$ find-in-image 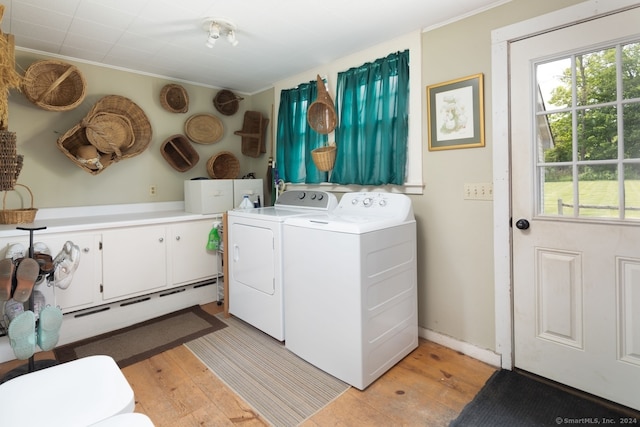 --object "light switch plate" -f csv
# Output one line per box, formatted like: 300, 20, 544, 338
464, 183, 493, 200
